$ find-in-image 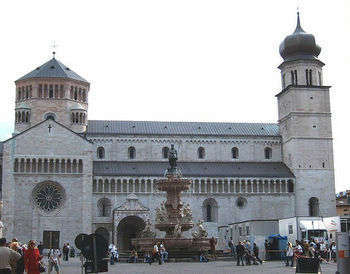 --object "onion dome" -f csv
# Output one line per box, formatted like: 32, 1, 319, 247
16, 54, 89, 83
279, 12, 321, 62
